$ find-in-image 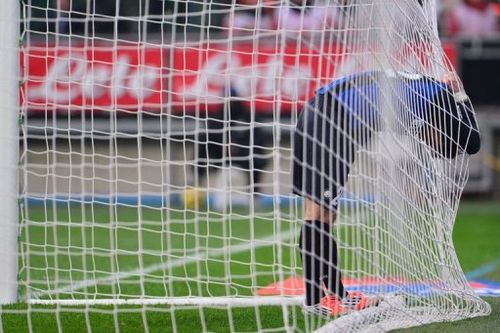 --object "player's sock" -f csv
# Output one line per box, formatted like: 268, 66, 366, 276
300, 220, 327, 306
322, 226, 346, 298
